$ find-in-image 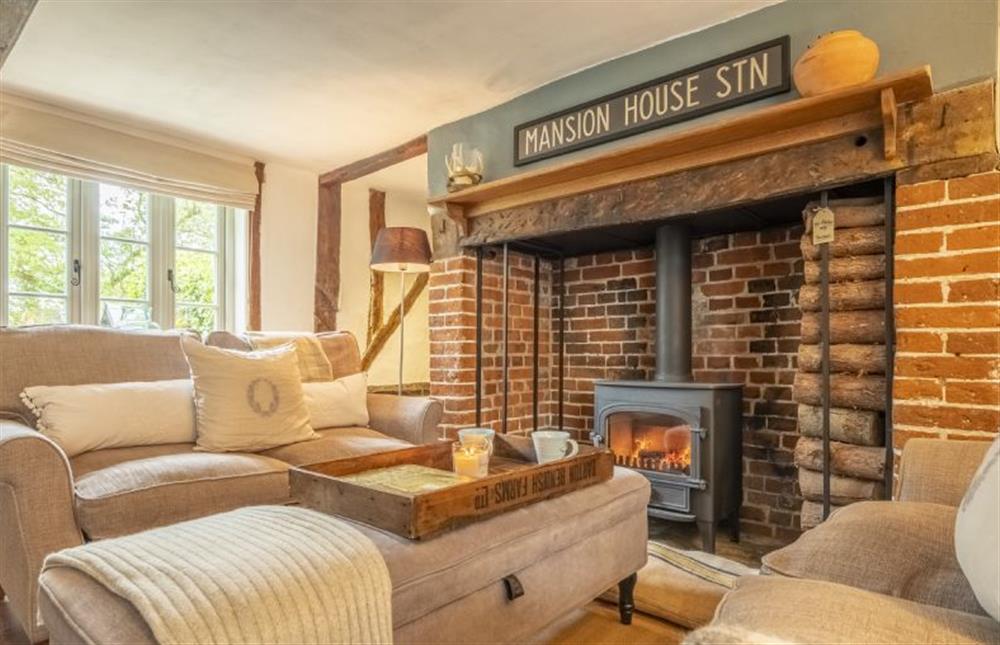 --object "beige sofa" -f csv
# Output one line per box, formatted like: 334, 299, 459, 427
694, 438, 999, 643
0, 325, 443, 643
